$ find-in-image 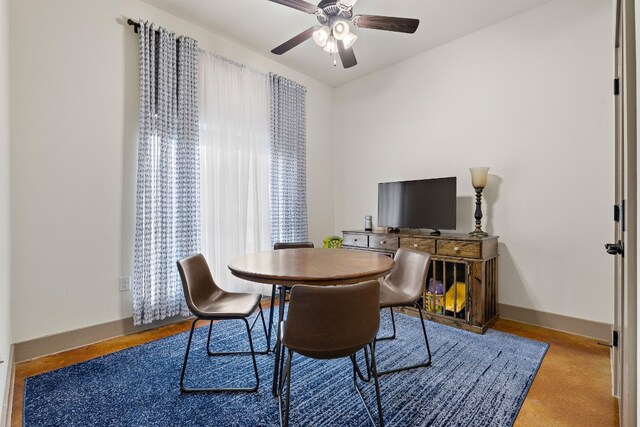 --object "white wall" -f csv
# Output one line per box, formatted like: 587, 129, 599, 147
9, 0, 334, 342
9, 0, 615, 344
0, 0, 11, 417
334, 0, 614, 323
